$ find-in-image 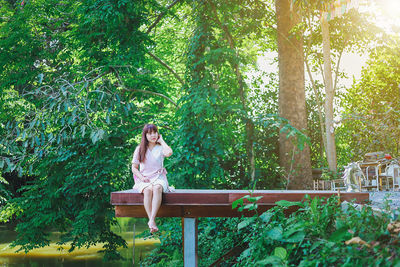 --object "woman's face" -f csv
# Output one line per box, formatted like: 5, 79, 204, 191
146, 131, 158, 143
